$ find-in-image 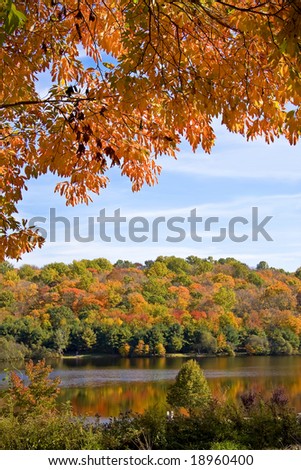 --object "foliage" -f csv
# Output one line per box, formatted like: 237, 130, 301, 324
0, 290, 15, 308
5, 359, 60, 417
257, 261, 270, 271
0, 337, 28, 363
103, 405, 168, 450
245, 334, 270, 355
0, 359, 102, 450
1, 359, 301, 449
0, 413, 103, 450
155, 343, 166, 357
119, 343, 131, 357
214, 287, 236, 312
0, 256, 300, 358
166, 360, 211, 414
295, 267, 301, 280
0, 262, 14, 275
2, 1, 301, 259
211, 441, 246, 450
0, 1, 26, 38
1, 392, 300, 449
